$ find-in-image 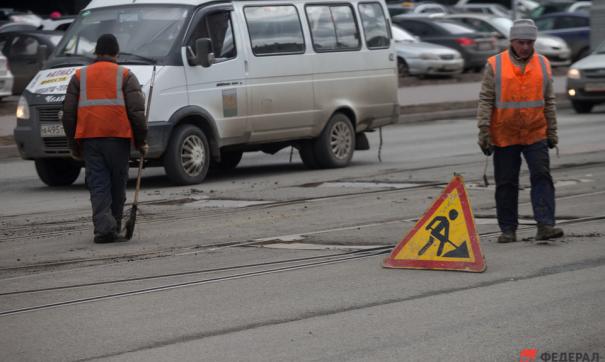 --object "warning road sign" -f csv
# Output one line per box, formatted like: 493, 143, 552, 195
383, 175, 486, 272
